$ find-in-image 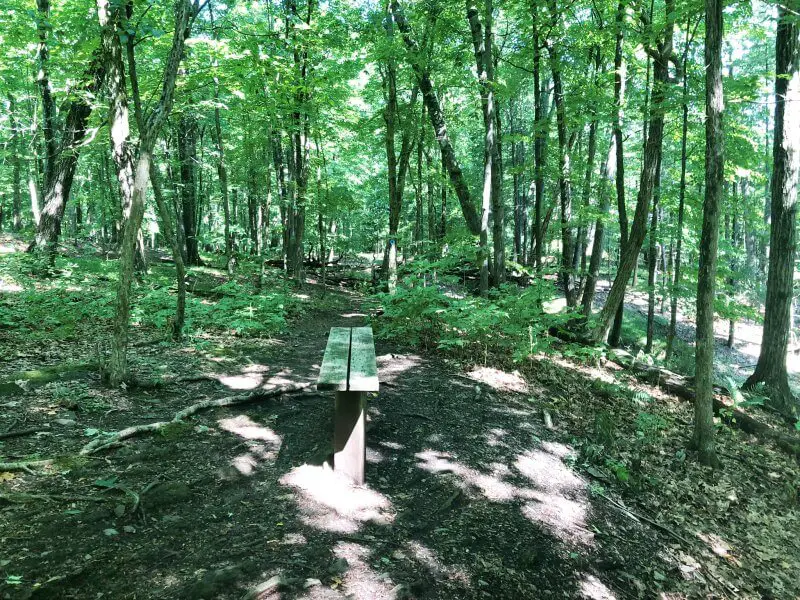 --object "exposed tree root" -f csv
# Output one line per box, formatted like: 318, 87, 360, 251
0, 427, 44, 440
80, 383, 314, 455
0, 459, 55, 473
609, 349, 800, 459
